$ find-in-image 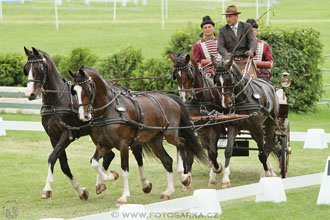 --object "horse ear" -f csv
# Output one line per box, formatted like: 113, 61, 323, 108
210, 55, 218, 68
225, 55, 234, 69
24, 47, 31, 56
168, 51, 176, 63
190, 56, 198, 70
185, 54, 190, 64
68, 70, 75, 78
32, 47, 41, 57
78, 68, 86, 77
